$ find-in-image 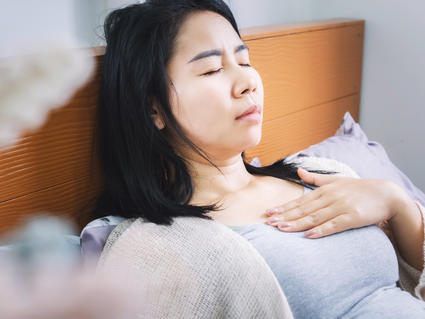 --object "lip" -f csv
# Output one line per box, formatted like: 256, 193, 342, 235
235, 105, 261, 120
